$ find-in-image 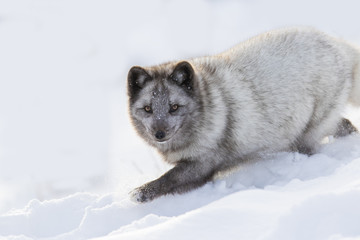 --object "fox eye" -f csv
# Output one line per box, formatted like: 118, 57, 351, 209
144, 105, 152, 113
169, 104, 179, 113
